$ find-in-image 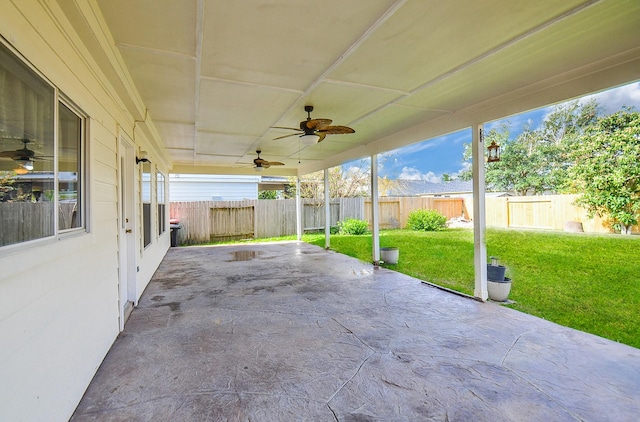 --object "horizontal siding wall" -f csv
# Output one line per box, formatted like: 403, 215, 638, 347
169, 175, 260, 201
0, 2, 170, 421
